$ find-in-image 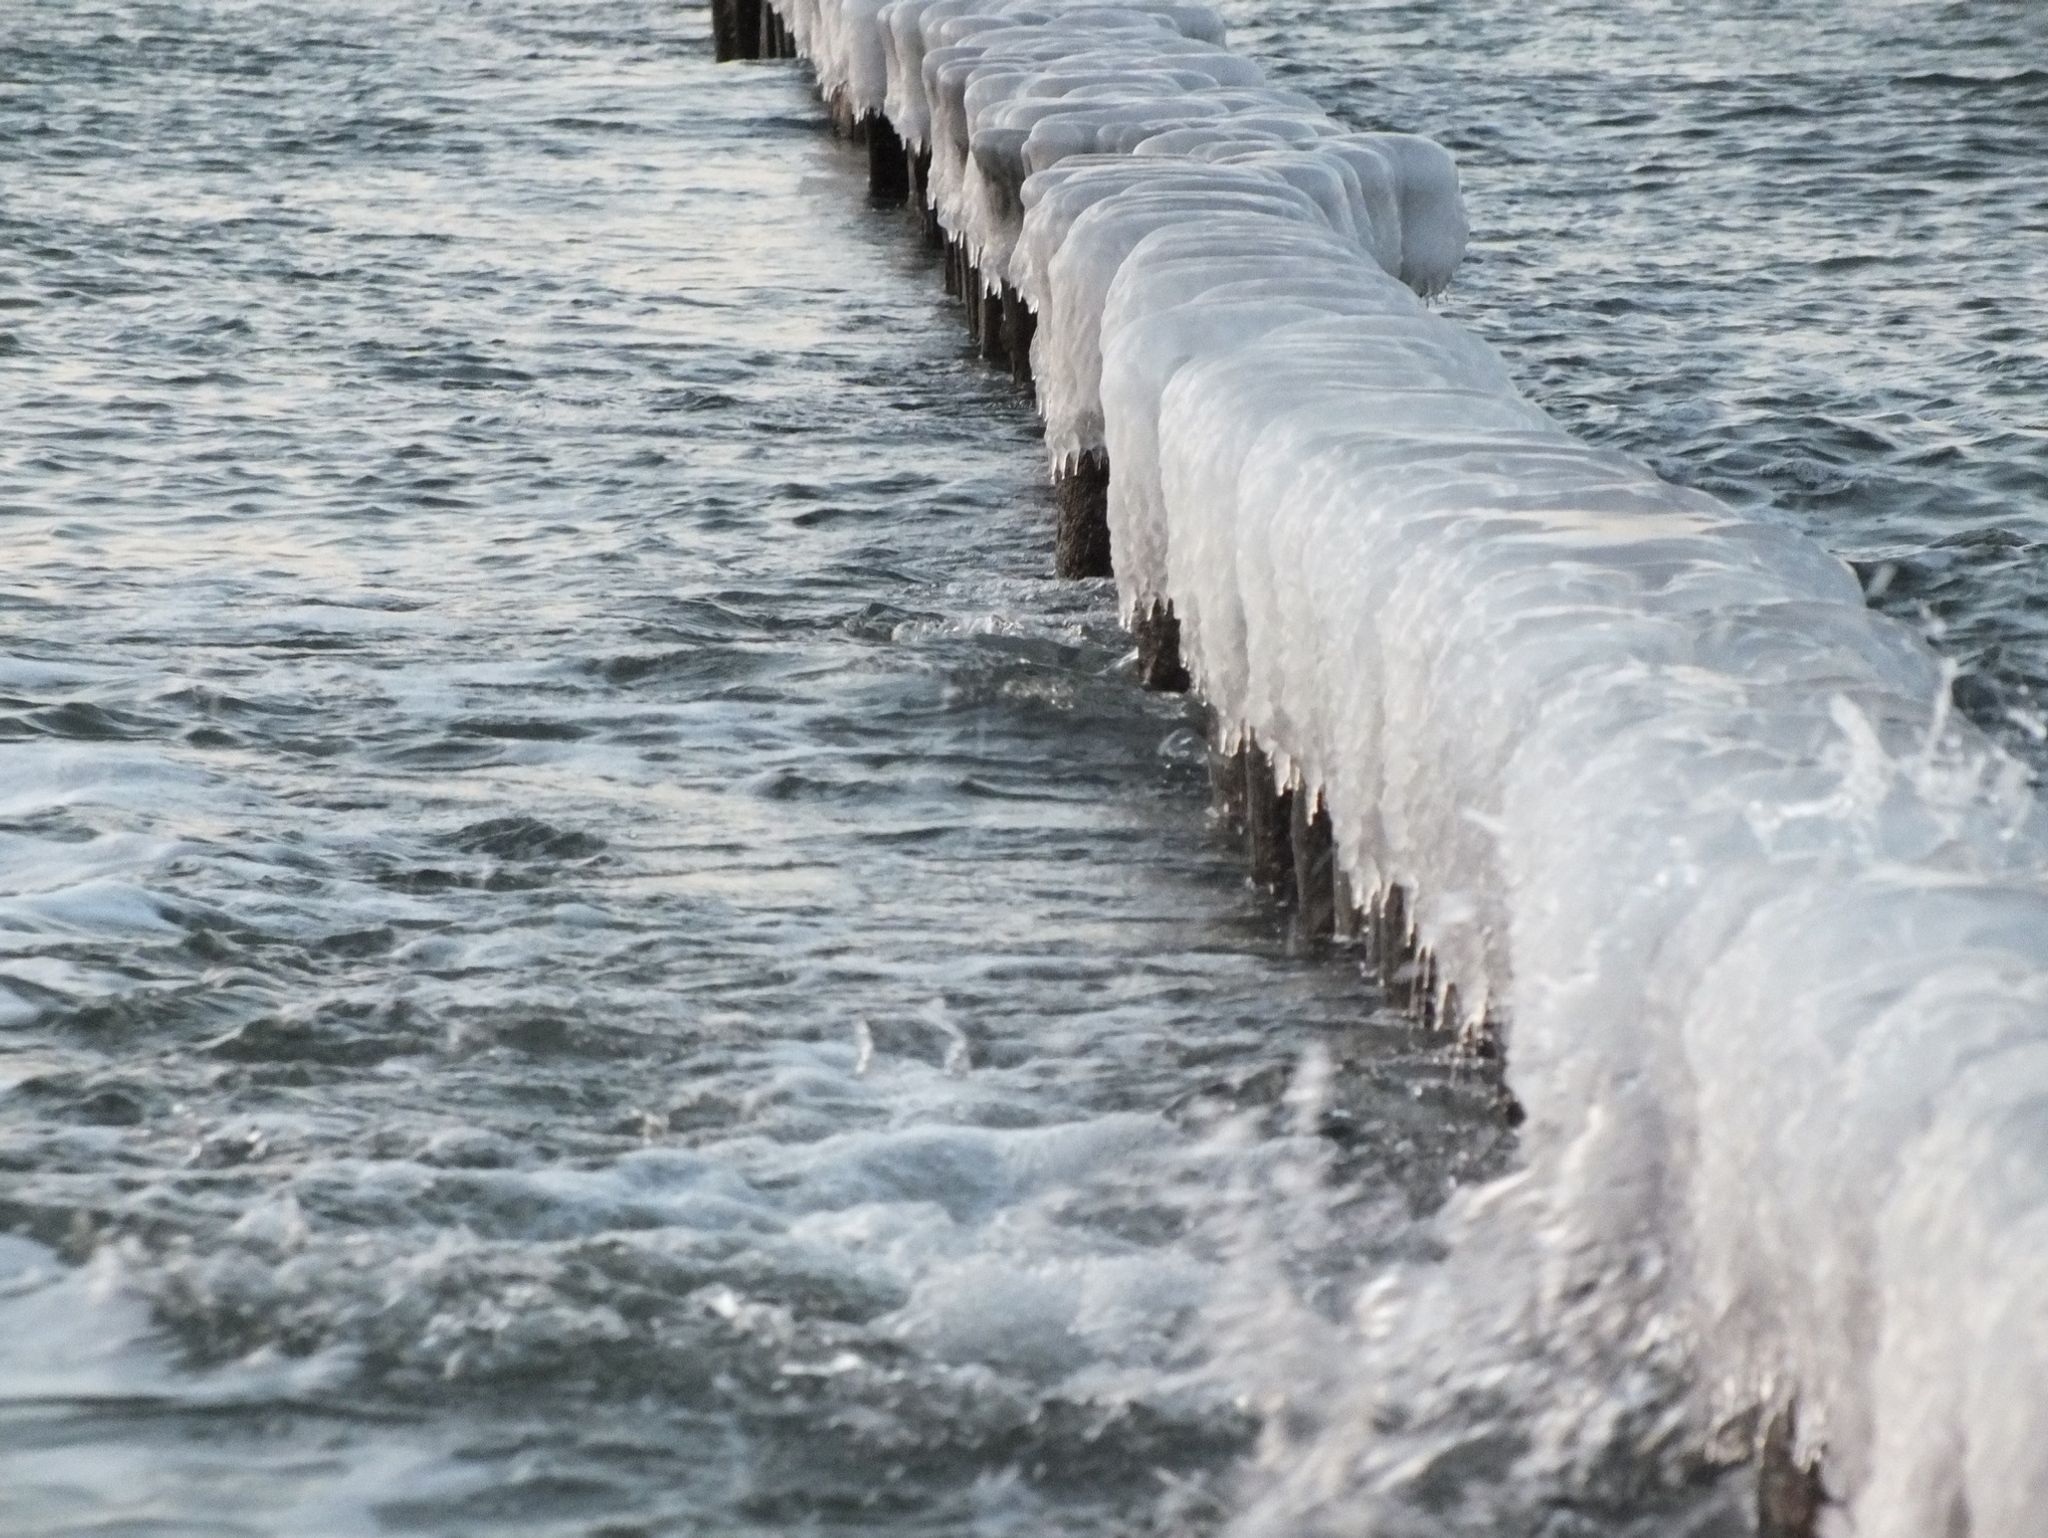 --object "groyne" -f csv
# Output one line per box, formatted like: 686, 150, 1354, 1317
706, 5, 2048, 1535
